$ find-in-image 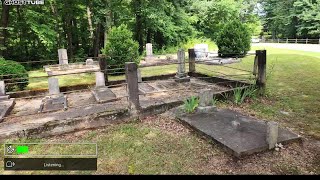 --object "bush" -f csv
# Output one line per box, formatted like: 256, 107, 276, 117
102, 25, 140, 71
0, 58, 29, 92
215, 20, 251, 57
